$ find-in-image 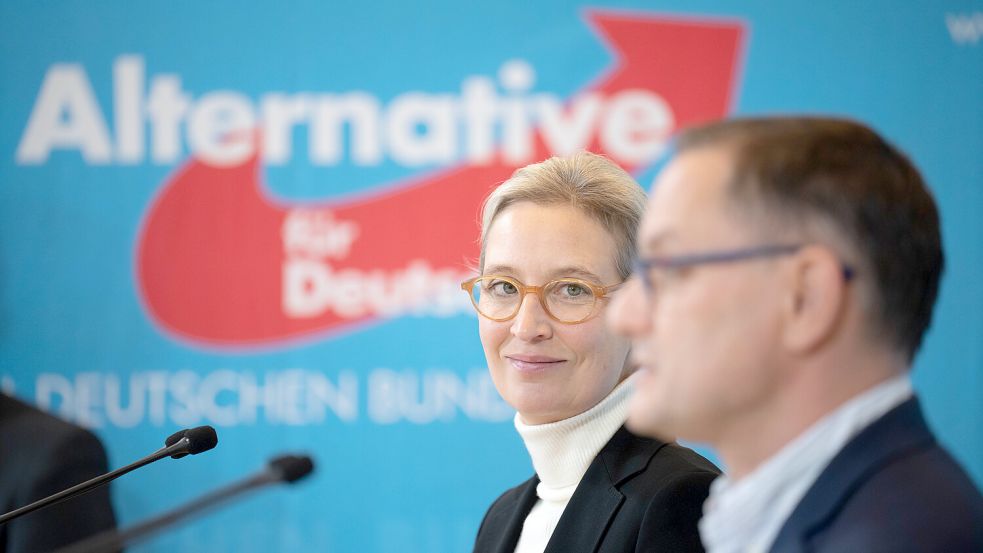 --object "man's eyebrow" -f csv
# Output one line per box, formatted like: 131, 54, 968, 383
643, 230, 676, 253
